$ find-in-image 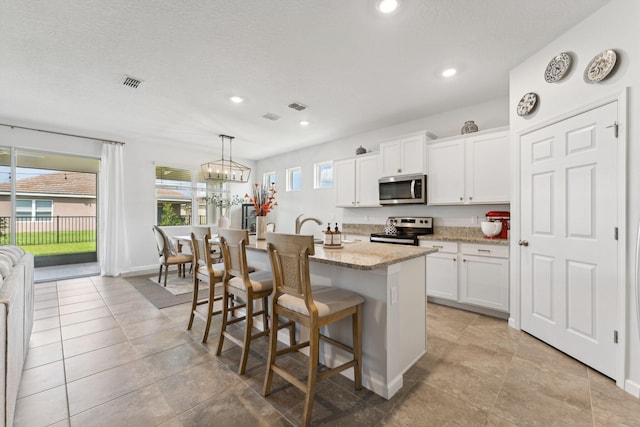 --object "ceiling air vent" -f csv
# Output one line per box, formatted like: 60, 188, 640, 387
122, 75, 143, 89
288, 102, 307, 111
262, 113, 280, 121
